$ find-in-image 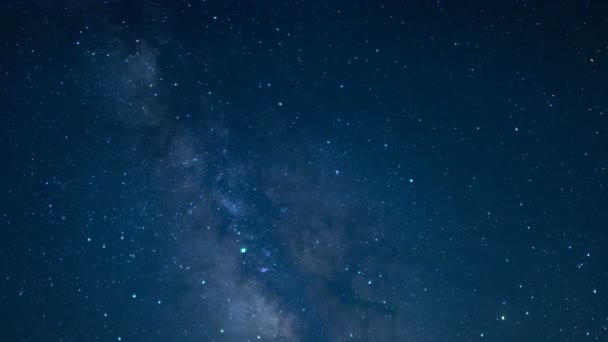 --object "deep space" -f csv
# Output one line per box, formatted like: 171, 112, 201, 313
1, 1, 607, 341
